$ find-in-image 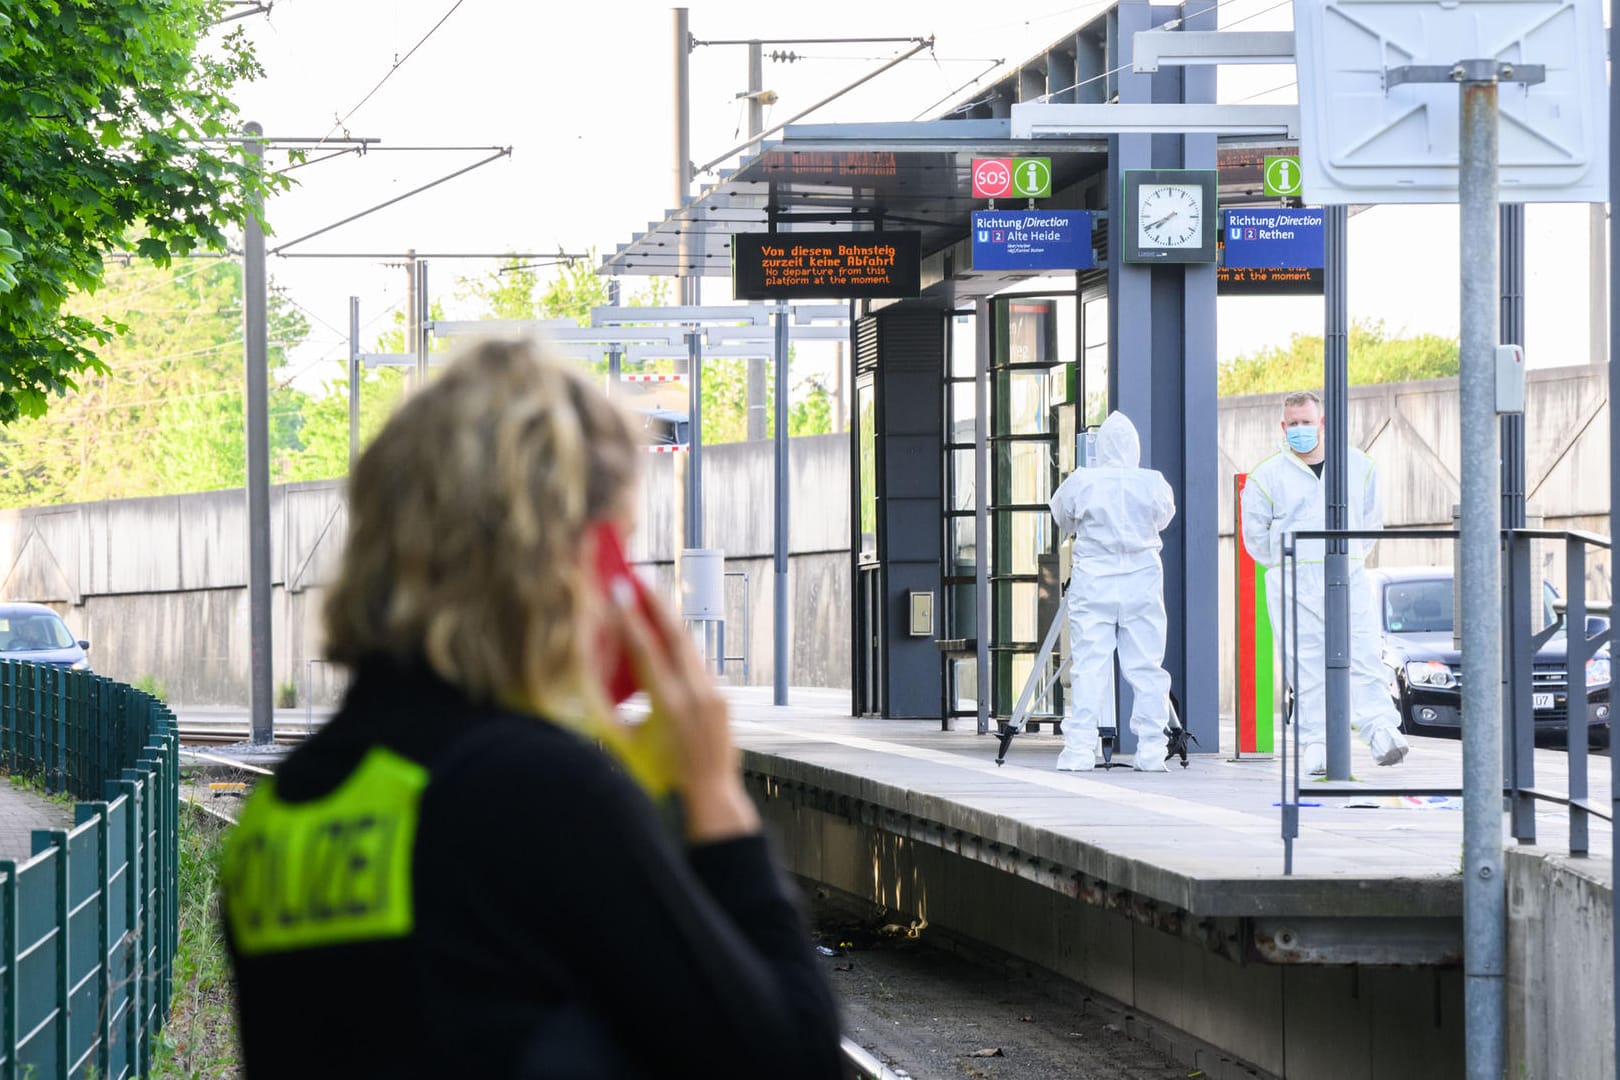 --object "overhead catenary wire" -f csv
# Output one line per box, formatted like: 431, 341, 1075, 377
318, 0, 469, 146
